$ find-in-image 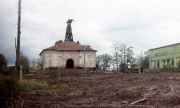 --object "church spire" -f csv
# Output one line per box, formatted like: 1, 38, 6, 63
65, 19, 74, 41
